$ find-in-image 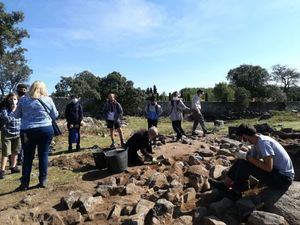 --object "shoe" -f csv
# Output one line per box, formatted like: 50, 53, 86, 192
110, 142, 116, 148
0, 170, 5, 179
192, 131, 198, 136
10, 166, 20, 174
76, 145, 81, 151
15, 183, 29, 192
68, 146, 73, 151
36, 181, 47, 188
208, 178, 229, 192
